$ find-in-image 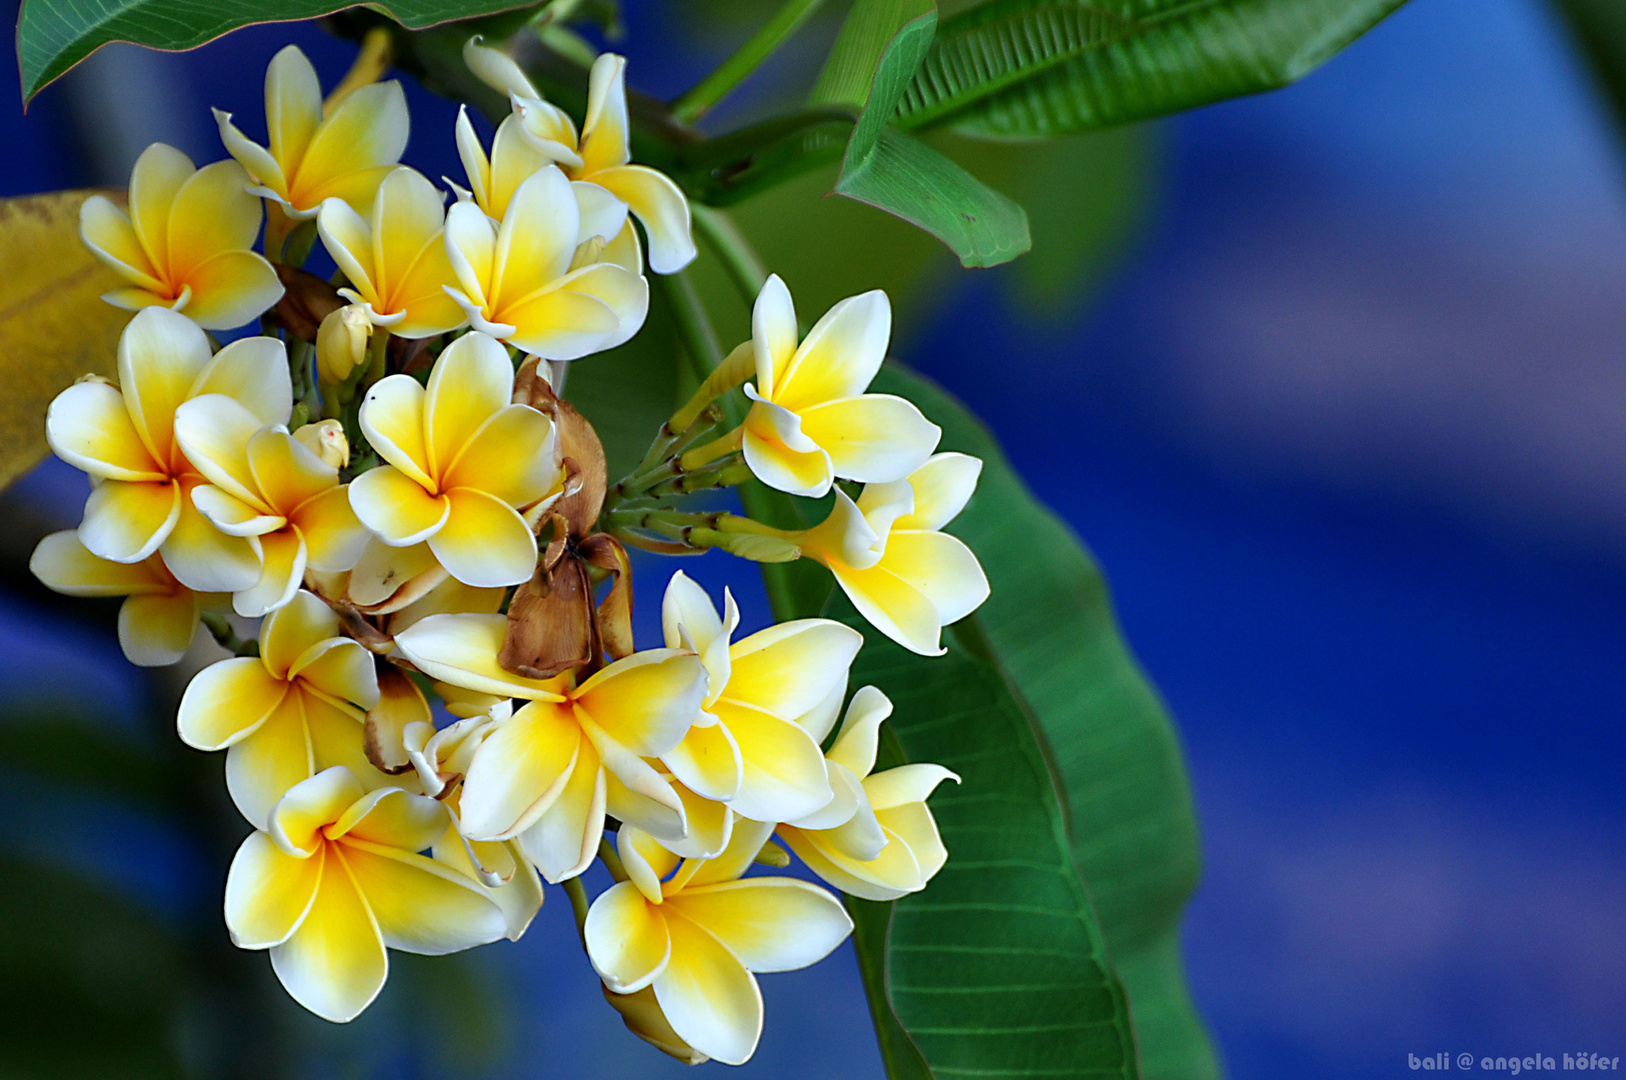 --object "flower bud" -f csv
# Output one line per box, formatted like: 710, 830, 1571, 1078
600, 984, 707, 1065
316, 304, 371, 385
294, 420, 350, 469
